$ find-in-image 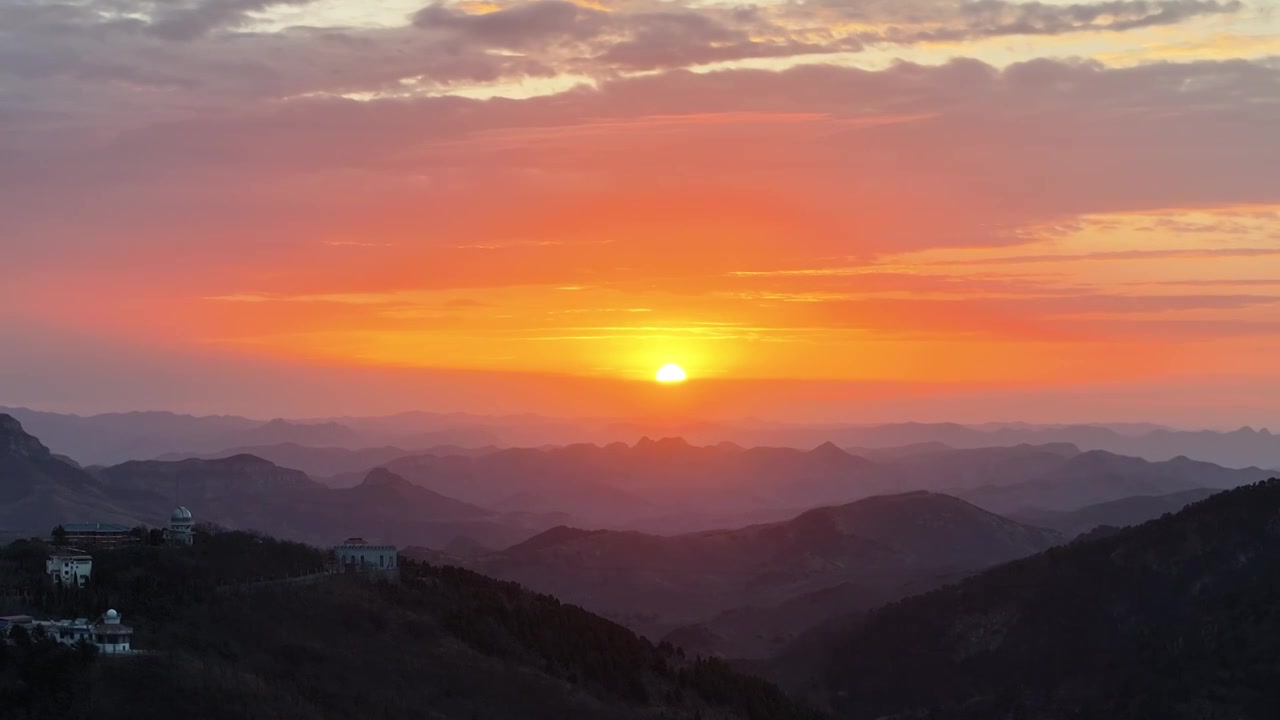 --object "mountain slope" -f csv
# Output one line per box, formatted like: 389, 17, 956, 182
0, 407, 260, 466
0, 414, 145, 530
778, 480, 1280, 719
471, 492, 1059, 641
